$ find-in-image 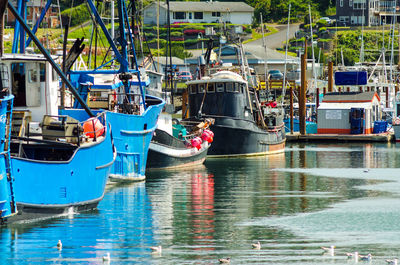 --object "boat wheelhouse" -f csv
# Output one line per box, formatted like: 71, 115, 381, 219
184, 70, 286, 157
